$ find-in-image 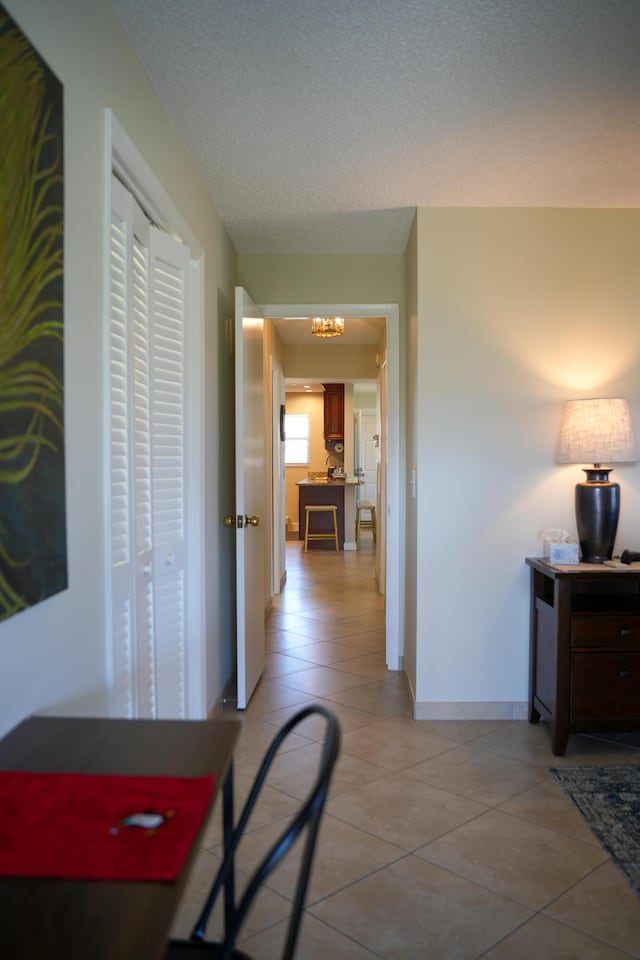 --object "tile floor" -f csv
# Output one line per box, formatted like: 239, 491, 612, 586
173, 540, 640, 959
